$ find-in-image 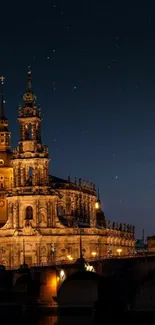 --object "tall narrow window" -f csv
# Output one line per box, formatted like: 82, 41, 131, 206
25, 206, 33, 220
66, 197, 71, 214
0, 175, 4, 189
25, 124, 32, 140
26, 167, 33, 186
57, 206, 64, 217
29, 167, 33, 177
